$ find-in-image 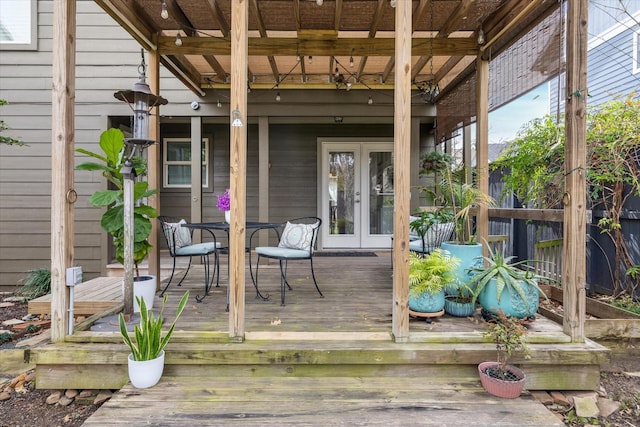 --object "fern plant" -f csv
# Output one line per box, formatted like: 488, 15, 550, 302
119, 291, 189, 361
409, 249, 460, 297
